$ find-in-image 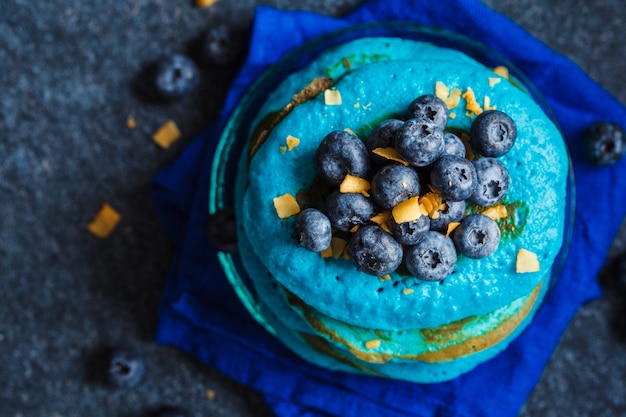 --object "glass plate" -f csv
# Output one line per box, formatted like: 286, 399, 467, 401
208, 22, 575, 334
